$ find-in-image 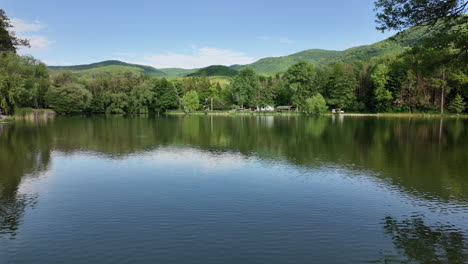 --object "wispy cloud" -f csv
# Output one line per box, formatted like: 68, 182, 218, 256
11, 18, 54, 51
119, 47, 256, 69
10, 18, 44, 33
28, 35, 55, 51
